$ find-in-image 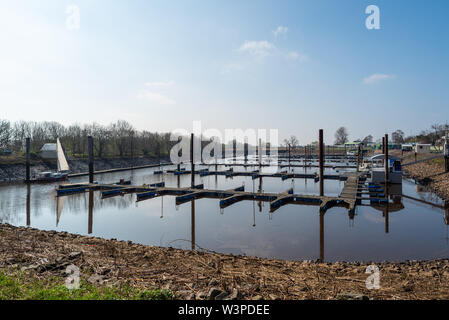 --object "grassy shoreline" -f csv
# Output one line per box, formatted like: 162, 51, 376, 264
2, 223, 449, 300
